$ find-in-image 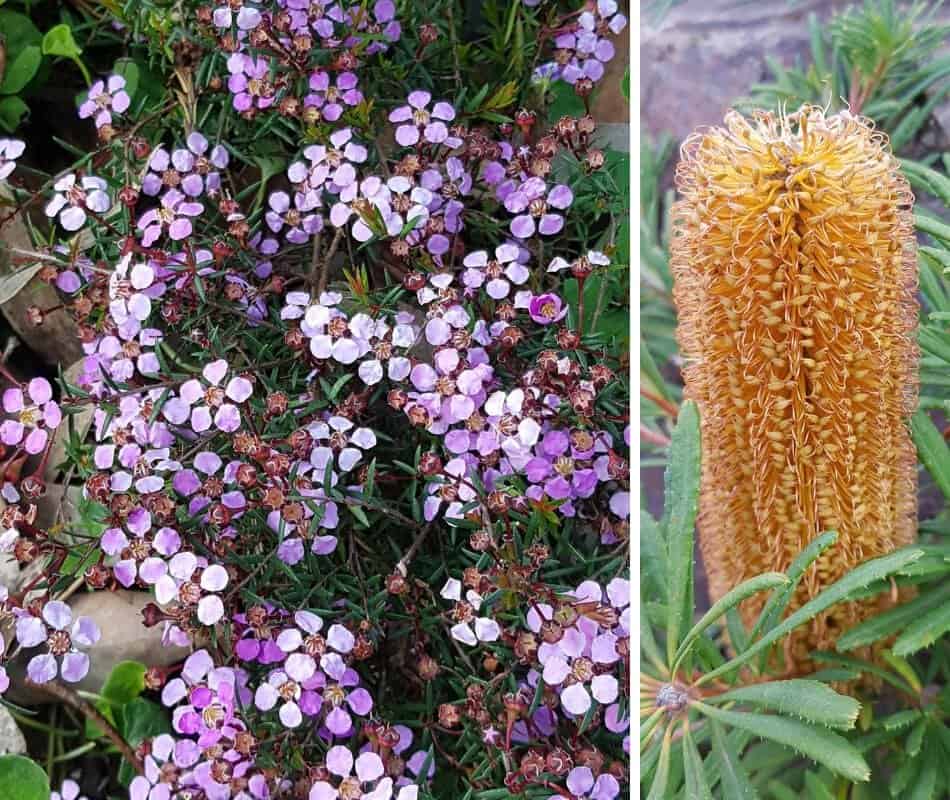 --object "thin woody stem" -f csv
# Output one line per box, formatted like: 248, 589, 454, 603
25, 678, 144, 776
